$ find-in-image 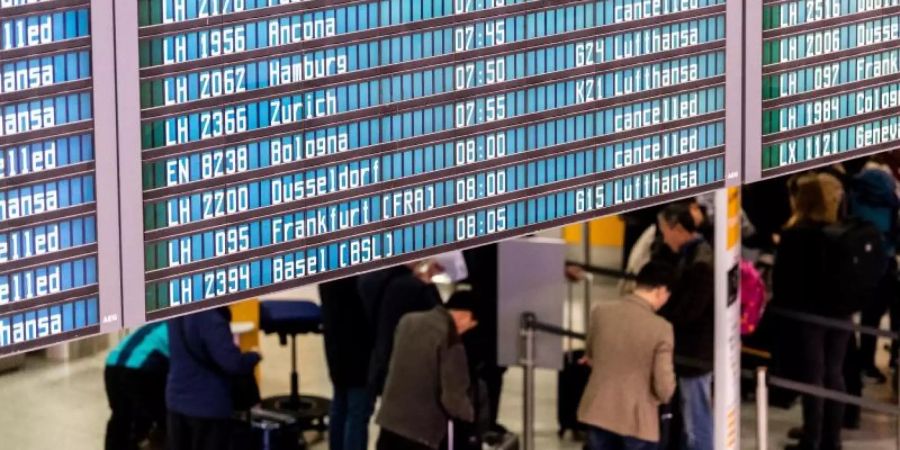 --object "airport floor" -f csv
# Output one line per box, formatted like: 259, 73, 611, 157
0, 281, 898, 450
